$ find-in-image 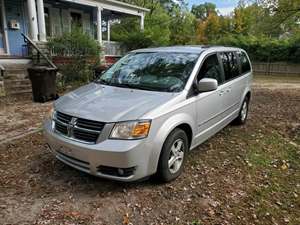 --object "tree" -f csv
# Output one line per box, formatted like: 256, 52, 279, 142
196, 13, 221, 44
191, 2, 217, 20
265, 0, 300, 35
111, 2, 171, 48
205, 13, 221, 40
169, 9, 196, 45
